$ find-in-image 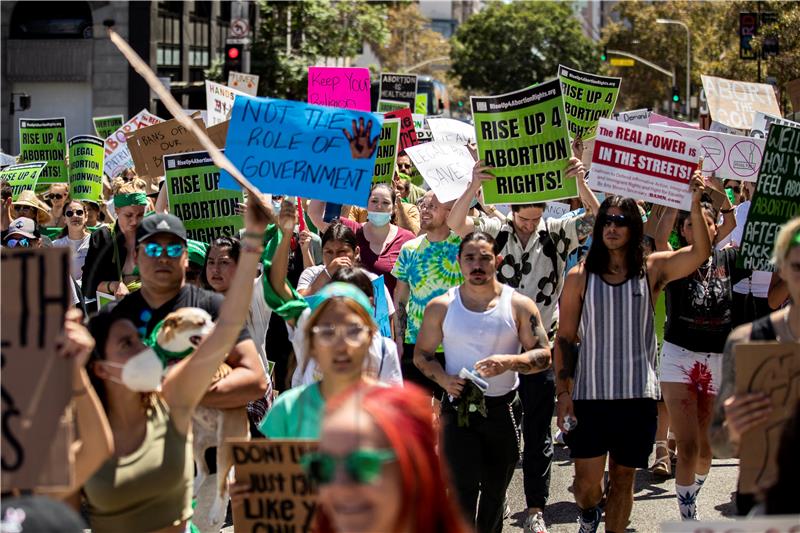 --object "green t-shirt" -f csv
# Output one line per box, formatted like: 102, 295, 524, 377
258, 383, 324, 439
